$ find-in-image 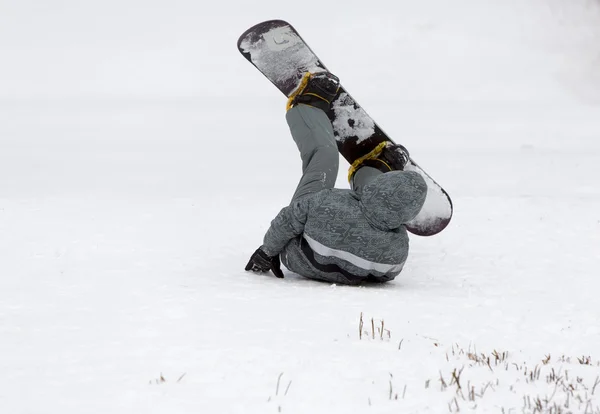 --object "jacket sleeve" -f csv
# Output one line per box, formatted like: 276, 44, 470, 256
260, 196, 315, 256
